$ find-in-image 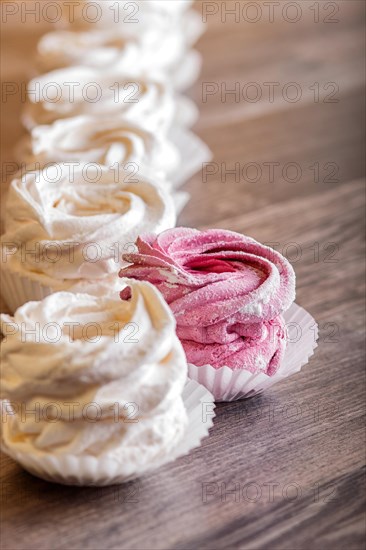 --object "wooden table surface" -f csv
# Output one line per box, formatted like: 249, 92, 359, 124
1, 1, 365, 549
